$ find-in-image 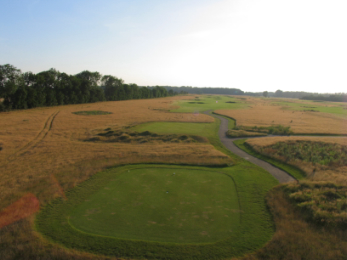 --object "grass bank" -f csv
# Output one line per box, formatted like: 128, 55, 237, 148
233, 139, 305, 180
